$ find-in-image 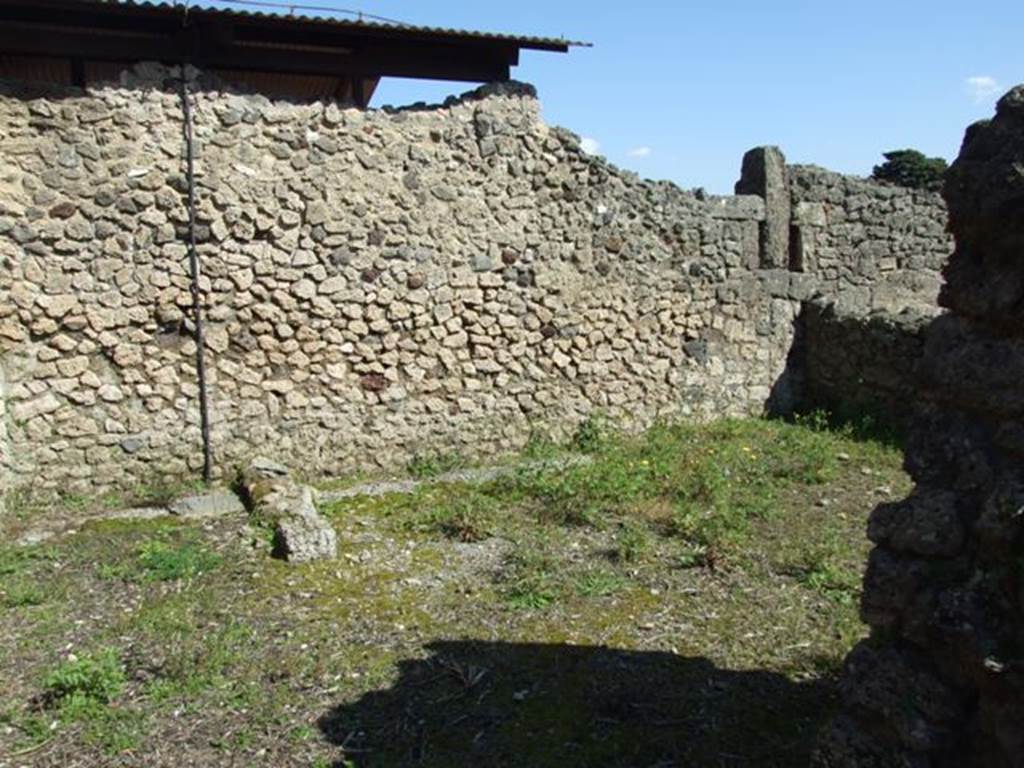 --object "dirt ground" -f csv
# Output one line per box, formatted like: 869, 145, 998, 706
0, 417, 909, 767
